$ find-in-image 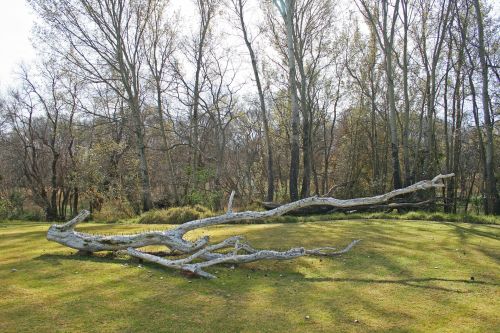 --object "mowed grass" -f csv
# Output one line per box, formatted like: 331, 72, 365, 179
0, 220, 499, 333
